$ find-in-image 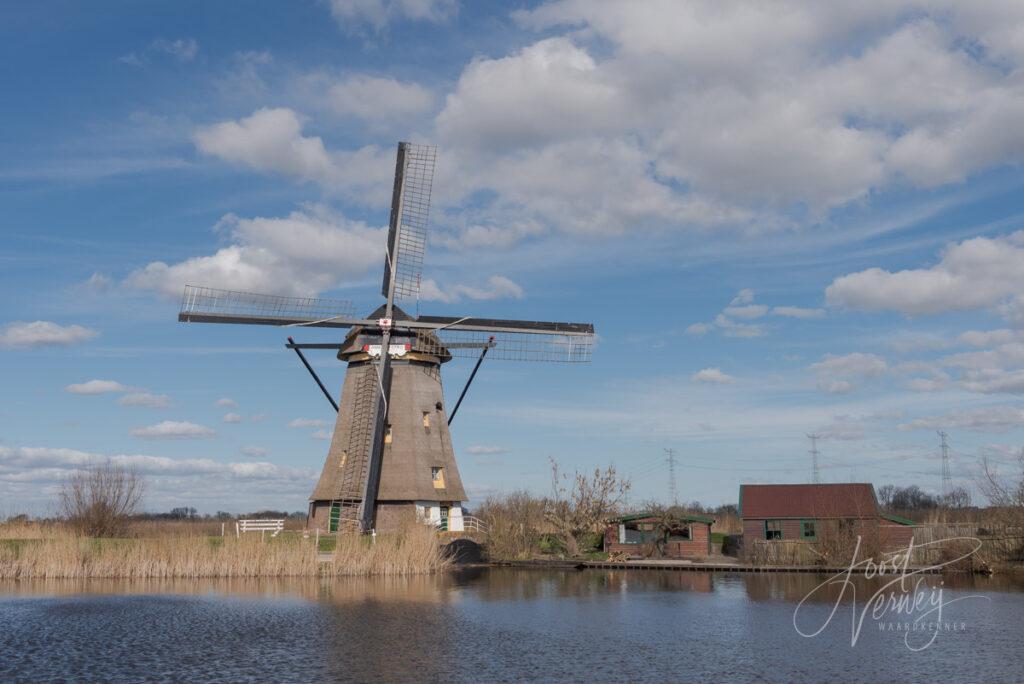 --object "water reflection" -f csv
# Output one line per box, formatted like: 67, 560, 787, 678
2, 569, 1023, 683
